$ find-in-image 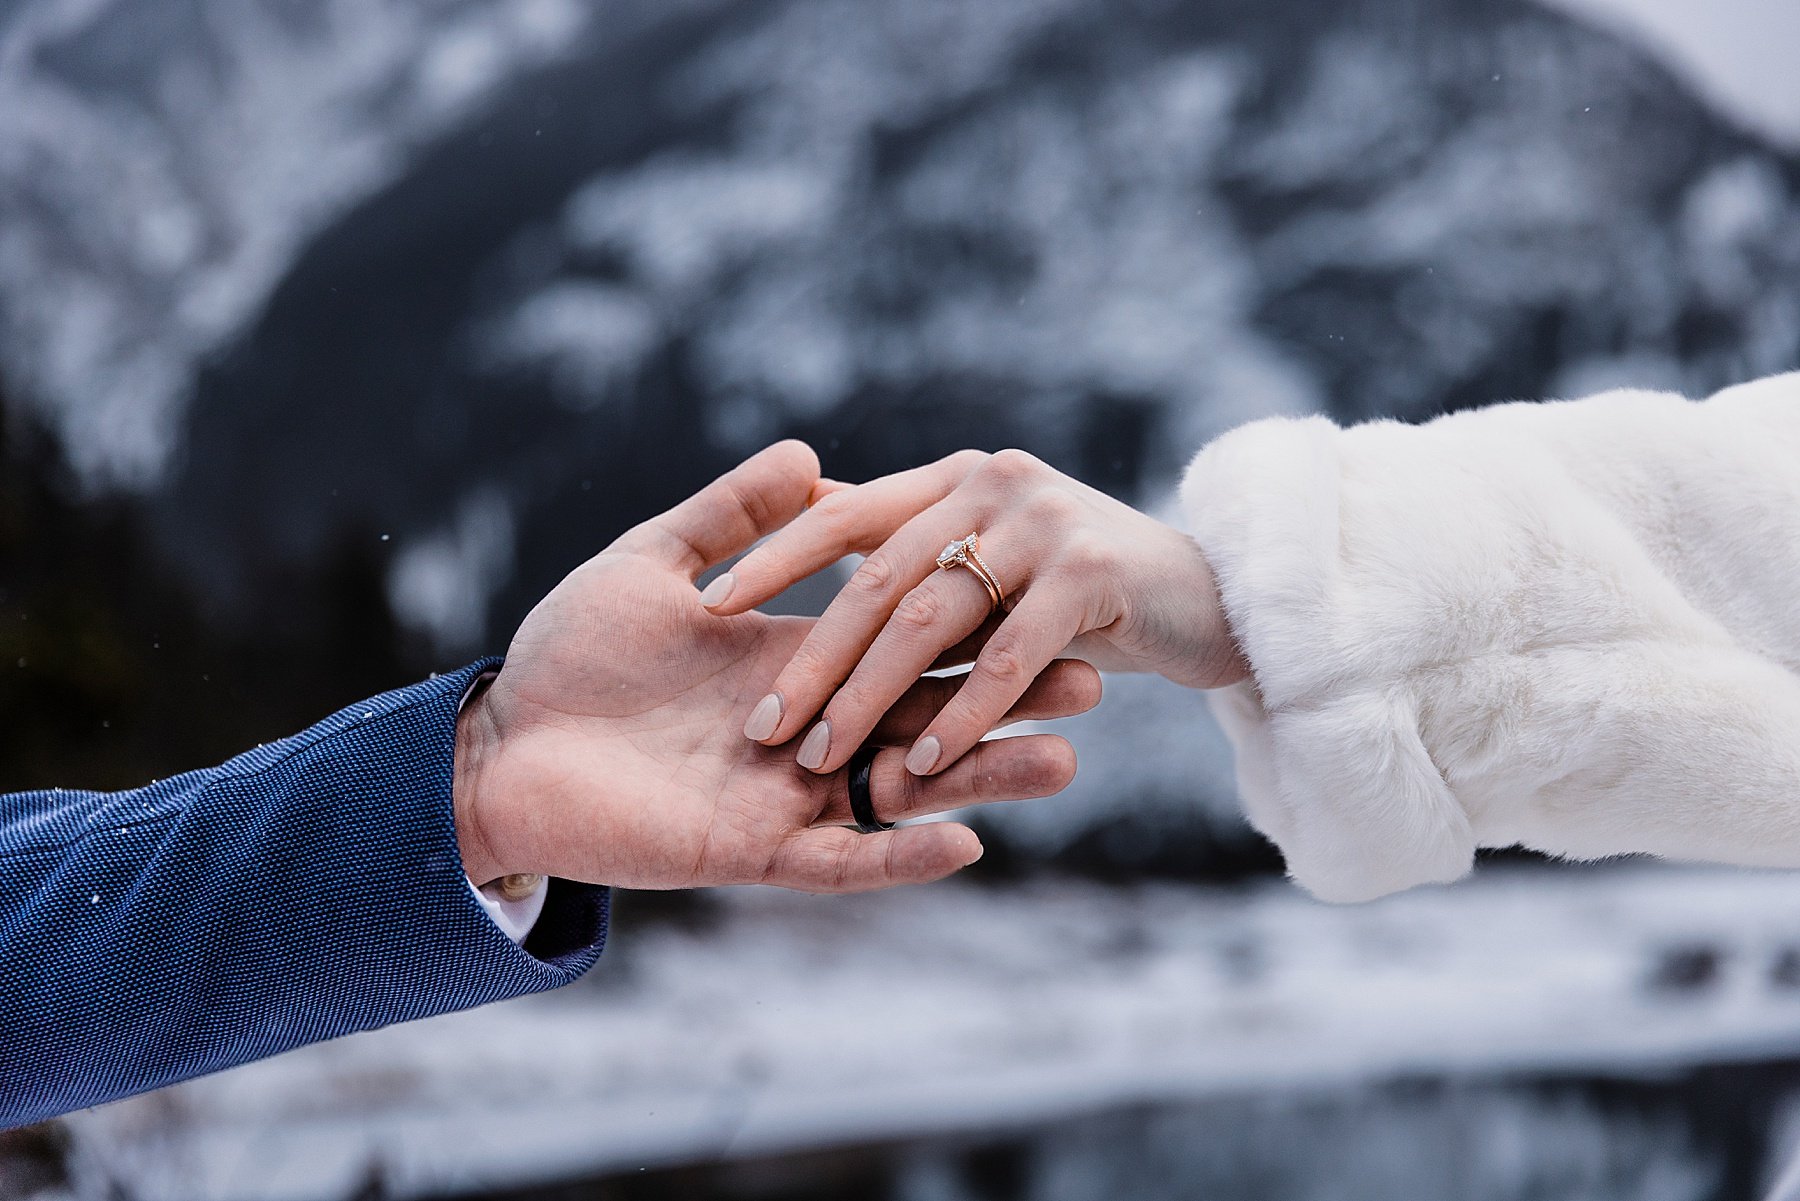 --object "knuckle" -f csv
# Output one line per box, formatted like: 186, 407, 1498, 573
784, 836, 853, 894
979, 638, 1031, 686
809, 490, 856, 533
782, 639, 826, 677
817, 687, 872, 738
1058, 534, 1110, 576
829, 840, 859, 891
724, 478, 774, 531
891, 588, 943, 633
847, 553, 898, 599
1027, 488, 1080, 526
964, 743, 1001, 799
945, 448, 990, 476
780, 641, 839, 693
983, 448, 1042, 485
